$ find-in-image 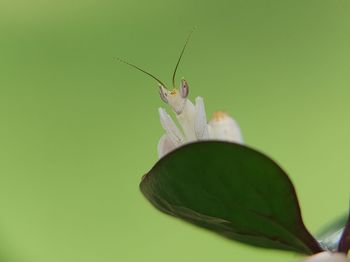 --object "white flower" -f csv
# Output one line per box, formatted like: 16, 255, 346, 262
301, 252, 349, 262
157, 80, 243, 159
